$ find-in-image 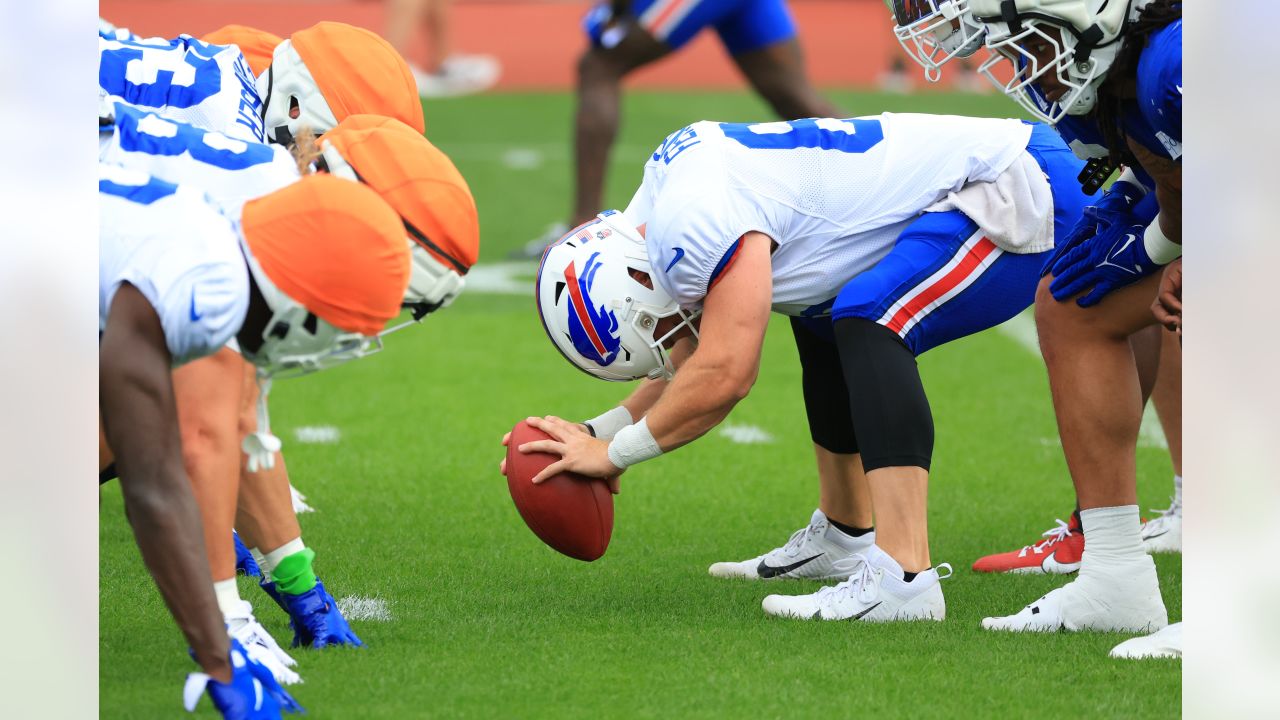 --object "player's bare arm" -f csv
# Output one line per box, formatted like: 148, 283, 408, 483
99, 283, 232, 684
1129, 140, 1182, 244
